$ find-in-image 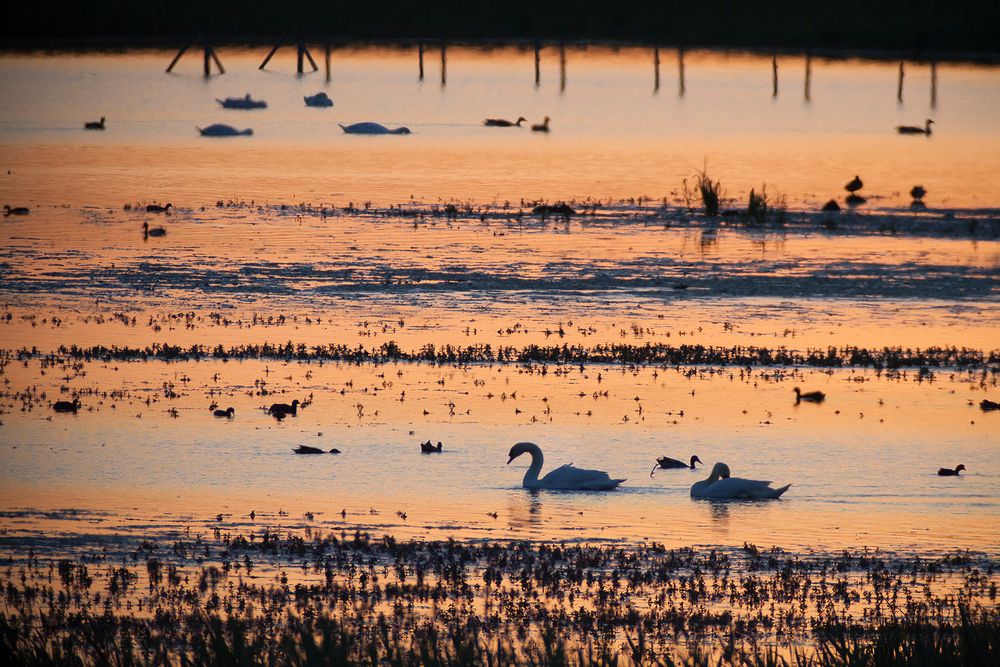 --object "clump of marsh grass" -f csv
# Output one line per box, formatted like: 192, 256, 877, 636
745, 185, 769, 225
694, 168, 724, 217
